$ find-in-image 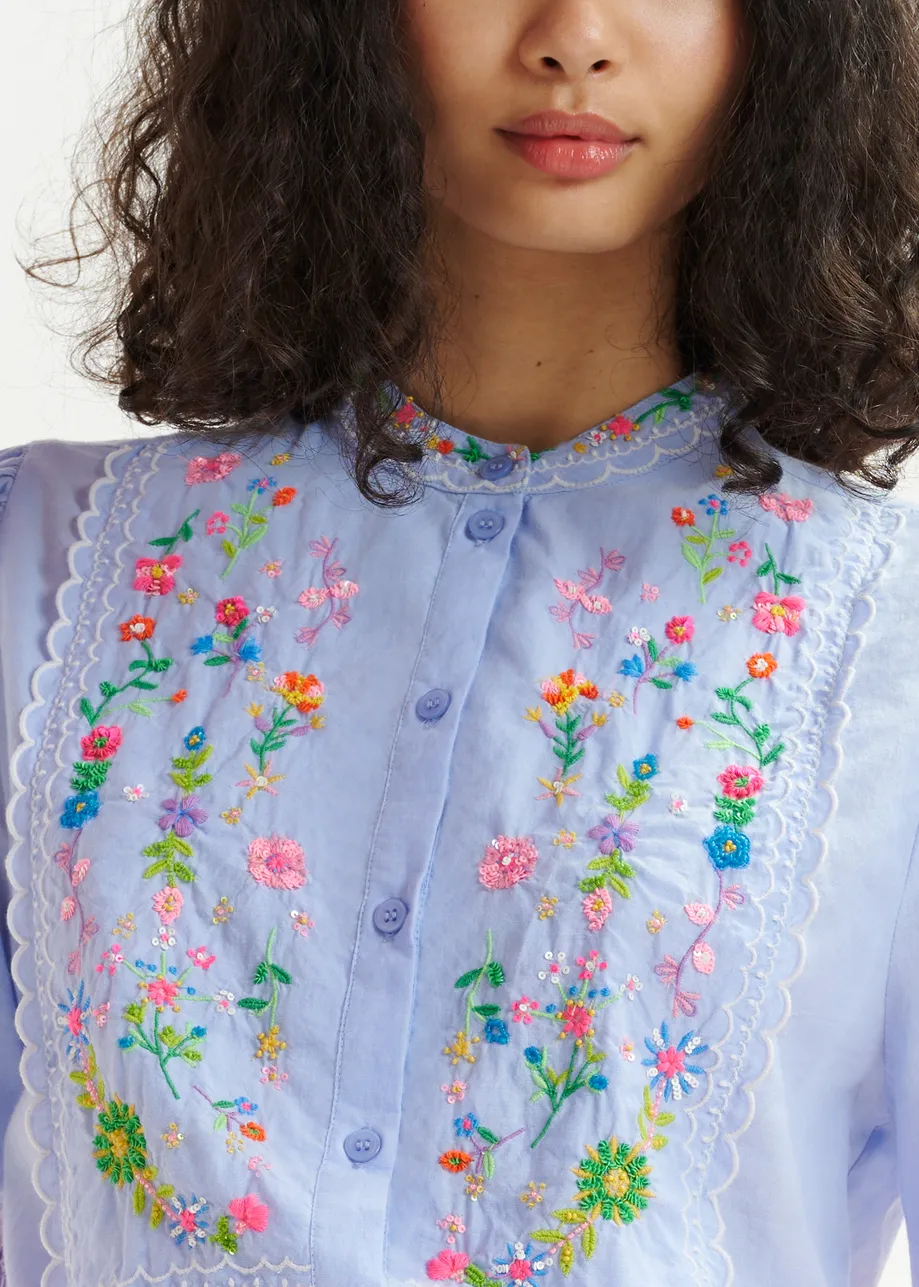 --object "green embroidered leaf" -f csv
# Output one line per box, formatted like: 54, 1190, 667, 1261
240, 526, 268, 550
454, 967, 483, 989
616, 763, 630, 790
650, 678, 673, 690
99, 681, 118, 698
209, 1215, 238, 1254
482, 1150, 495, 1180
609, 877, 631, 899
141, 859, 168, 879
582, 1224, 597, 1259
133, 1183, 146, 1216
238, 997, 269, 1013
75, 1092, 96, 1109
214, 1114, 228, 1133
204, 655, 232, 667
486, 961, 505, 987
717, 528, 737, 539
761, 741, 785, 766
180, 1048, 203, 1064
681, 545, 704, 571
156, 1184, 175, 1200
253, 961, 269, 986
684, 534, 707, 545
578, 876, 606, 895
777, 571, 802, 585
643, 1084, 653, 1115
230, 503, 249, 516
734, 694, 753, 711
80, 698, 95, 723
560, 1242, 575, 1275
464, 1265, 492, 1287
269, 964, 292, 985
709, 711, 738, 726
714, 685, 737, 700
477, 1126, 500, 1145
159, 1026, 179, 1048
212, 1100, 235, 1110
172, 862, 196, 884
149, 658, 173, 673
95, 1077, 105, 1101
651, 1134, 668, 1150
552, 1209, 585, 1224
127, 702, 153, 716
150, 1204, 164, 1230
647, 636, 659, 662
755, 557, 773, 578
472, 1004, 500, 1019
250, 737, 264, 758
702, 565, 724, 584
585, 856, 611, 872
610, 857, 635, 879
529, 1230, 560, 1244
713, 795, 755, 827
249, 513, 268, 526
69, 1070, 88, 1085
657, 1112, 676, 1126
704, 738, 735, 751
124, 1003, 145, 1025
752, 723, 770, 744
222, 539, 237, 559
